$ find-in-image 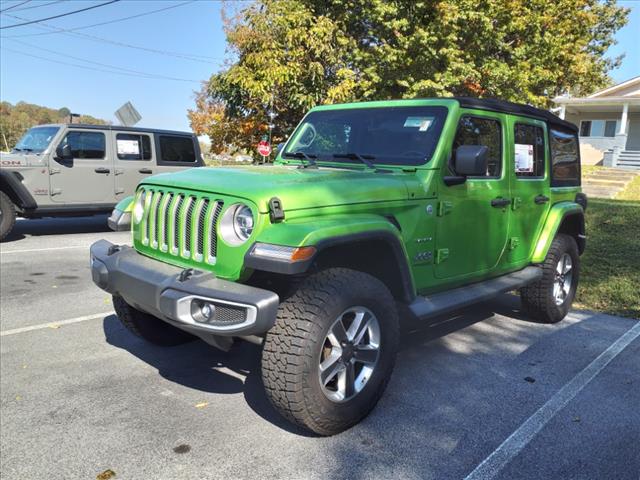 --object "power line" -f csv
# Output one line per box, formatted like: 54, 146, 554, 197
0, 0, 119, 29
2, 12, 223, 64
0, 1, 31, 14
7, 38, 201, 81
1, 0, 196, 37
5, 0, 65, 13
1, 46, 202, 83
